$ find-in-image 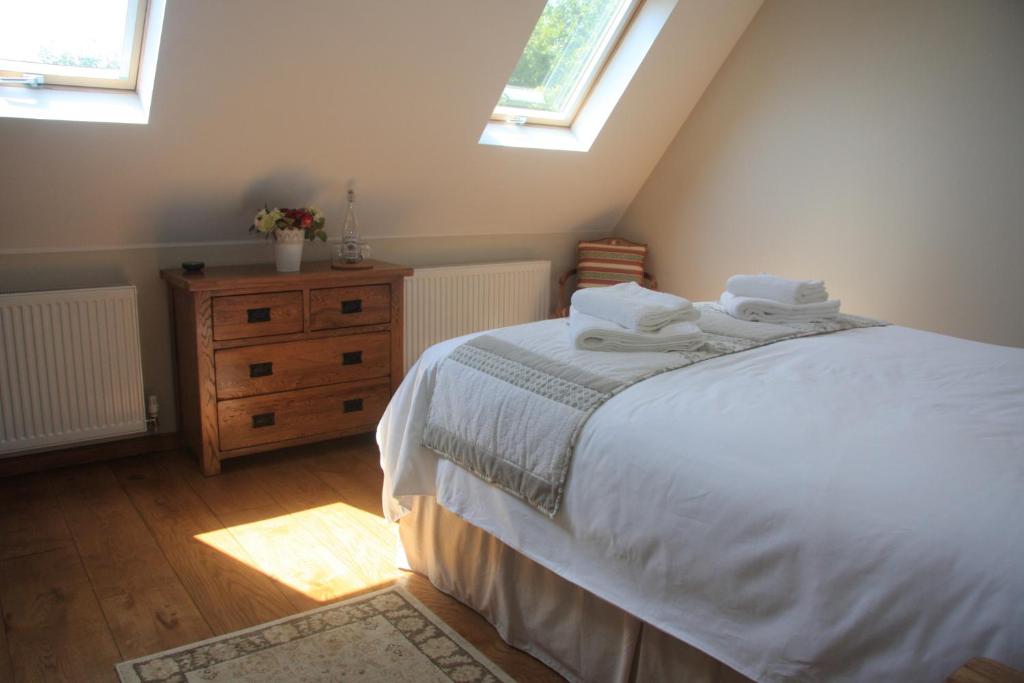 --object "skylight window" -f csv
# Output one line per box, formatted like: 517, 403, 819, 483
493, 0, 640, 127
0, 0, 149, 90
